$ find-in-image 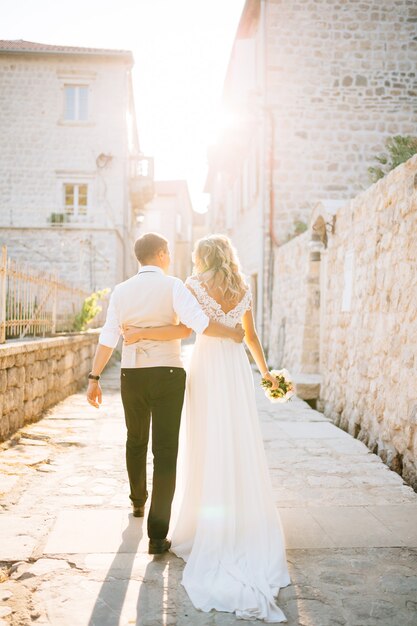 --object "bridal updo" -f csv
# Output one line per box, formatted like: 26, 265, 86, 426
192, 234, 248, 303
